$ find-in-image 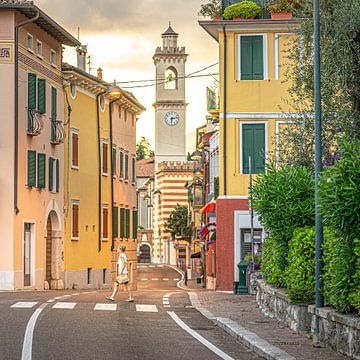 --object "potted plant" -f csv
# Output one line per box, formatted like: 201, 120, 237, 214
198, 0, 223, 20
223, 0, 262, 20
266, 0, 301, 19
